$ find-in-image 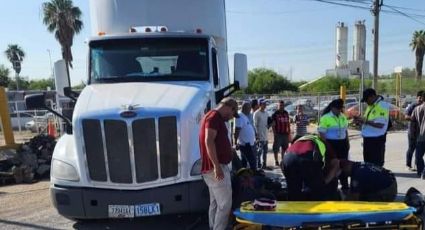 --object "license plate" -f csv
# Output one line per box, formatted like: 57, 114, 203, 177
108, 205, 135, 218
135, 203, 161, 217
